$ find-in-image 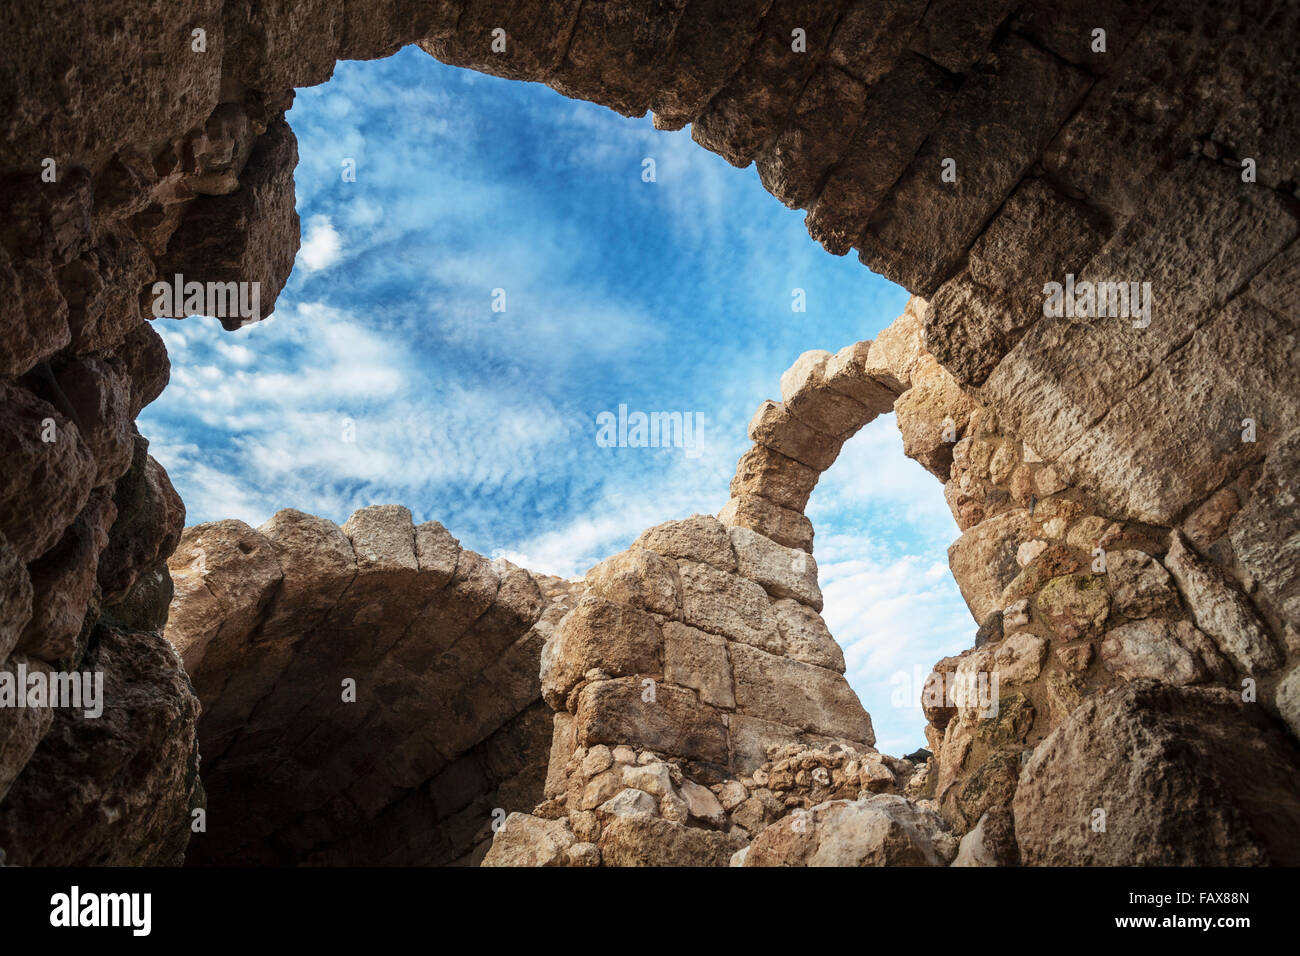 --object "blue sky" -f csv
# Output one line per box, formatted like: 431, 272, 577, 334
140, 46, 973, 755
